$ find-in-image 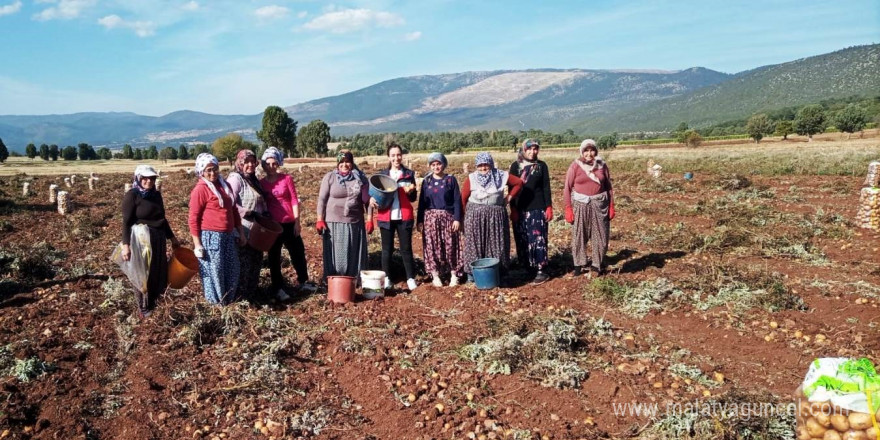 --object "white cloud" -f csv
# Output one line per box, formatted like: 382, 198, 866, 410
254, 5, 288, 20
0, 1, 21, 17
181, 1, 198, 11
32, 0, 95, 21
403, 31, 421, 41
297, 10, 307, 19
303, 8, 404, 33
98, 14, 156, 37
